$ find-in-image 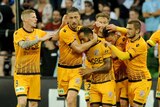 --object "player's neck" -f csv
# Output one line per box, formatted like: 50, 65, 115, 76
23, 24, 34, 33
131, 34, 140, 42
68, 24, 77, 32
